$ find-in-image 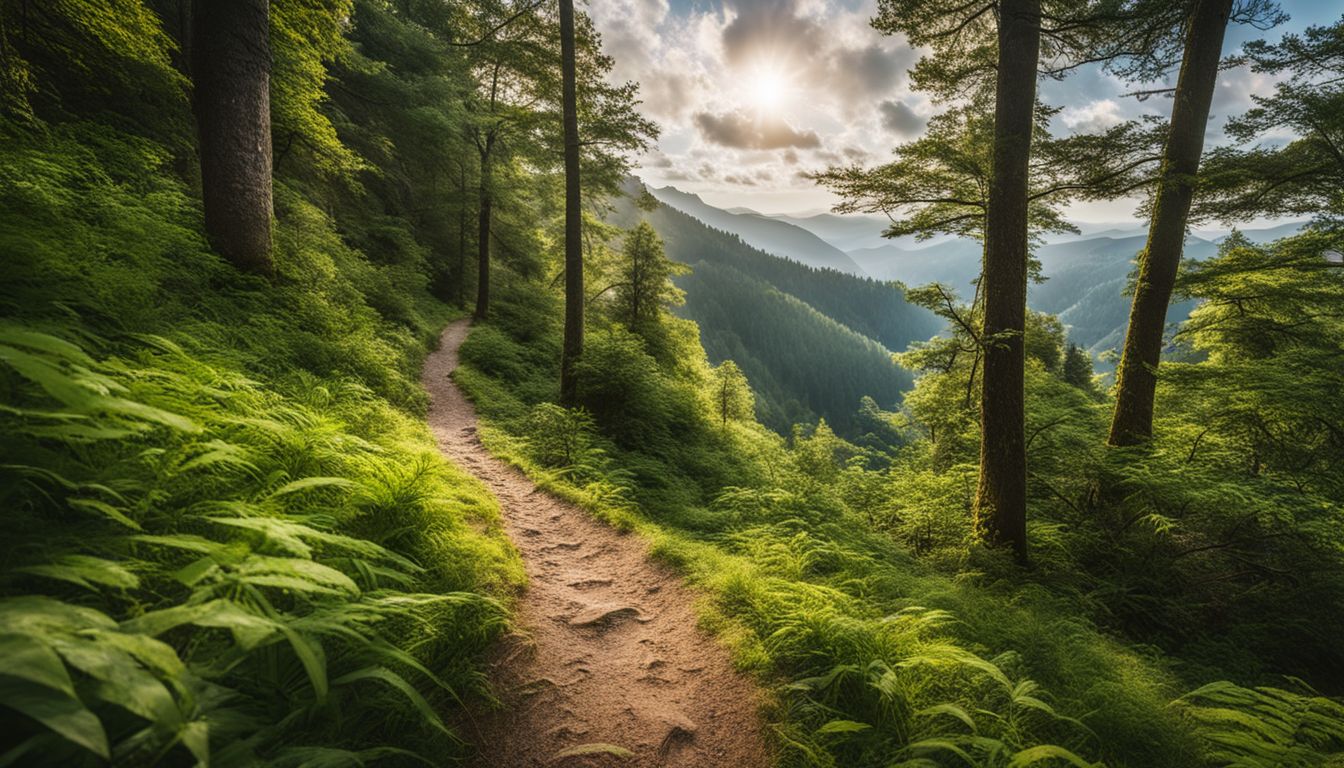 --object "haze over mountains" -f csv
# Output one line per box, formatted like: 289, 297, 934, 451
645, 186, 868, 276
650, 183, 1304, 365
615, 181, 942, 437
